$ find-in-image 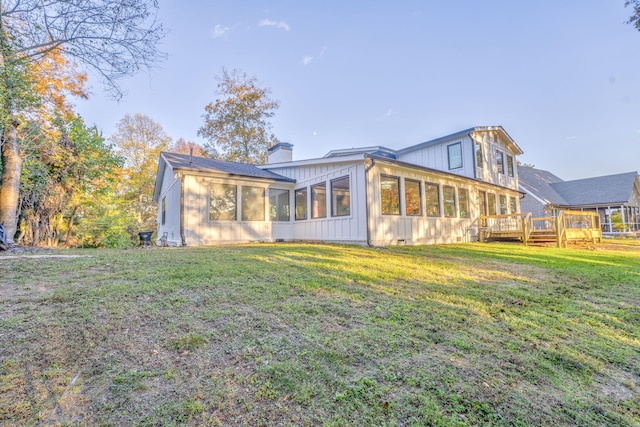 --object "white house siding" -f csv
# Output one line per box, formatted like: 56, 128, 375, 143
266, 161, 368, 244
367, 162, 520, 246
180, 174, 295, 245
396, 134, 476, 180
471, 130, 519, 191
156, 165, 182, 246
